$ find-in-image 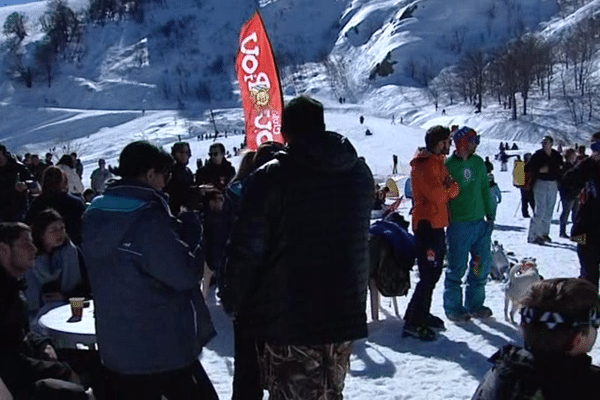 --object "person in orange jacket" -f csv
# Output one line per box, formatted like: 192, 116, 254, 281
402, 125, 459, 341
